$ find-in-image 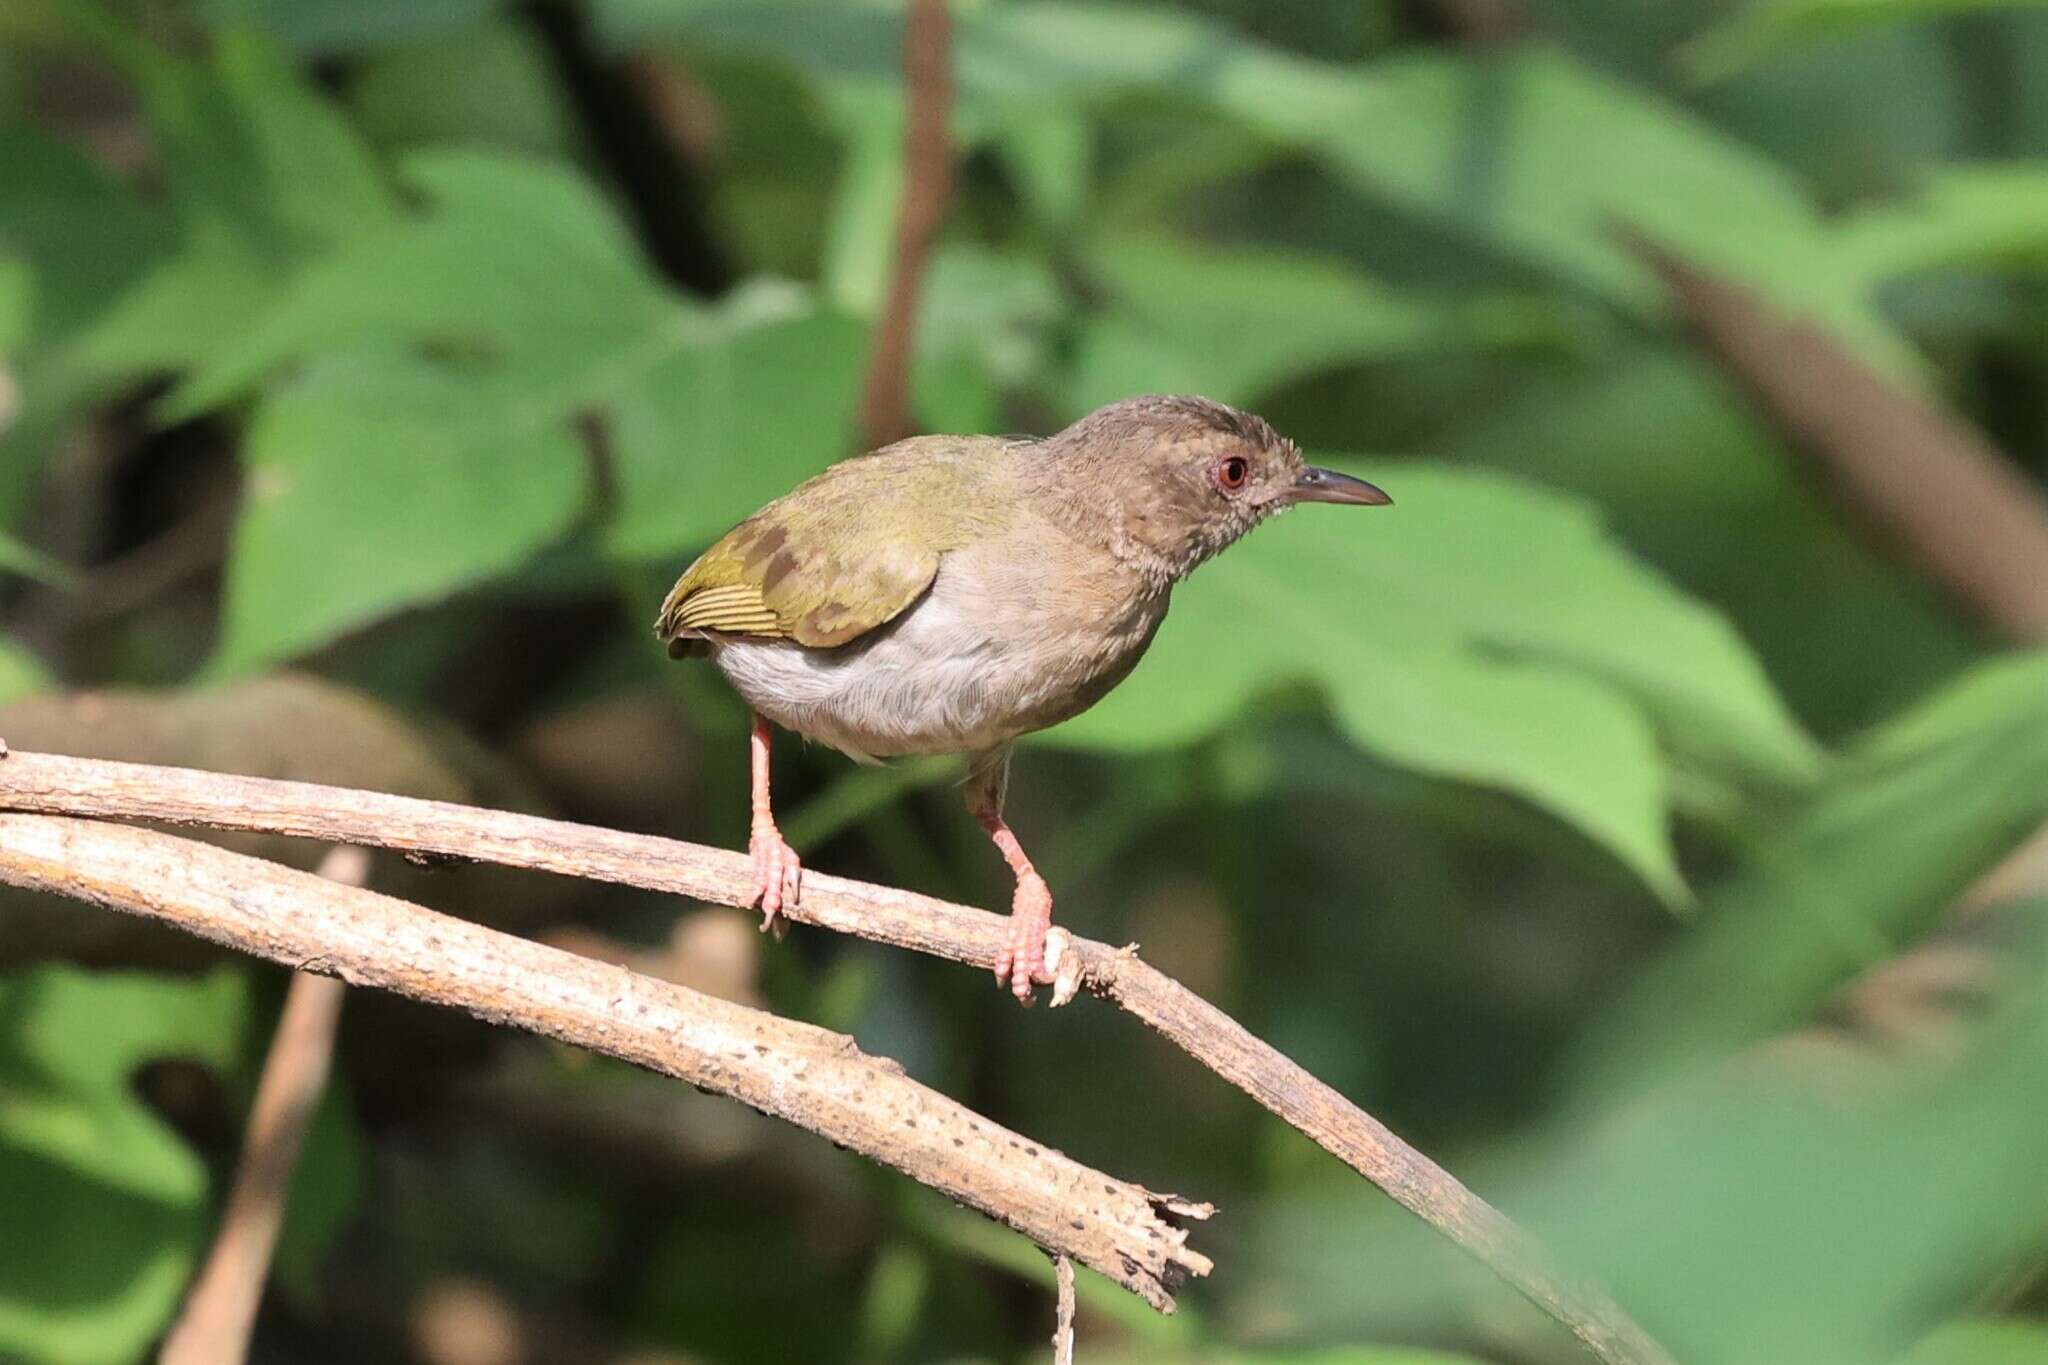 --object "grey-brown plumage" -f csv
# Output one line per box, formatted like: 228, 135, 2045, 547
658, 395, 1389, 1001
